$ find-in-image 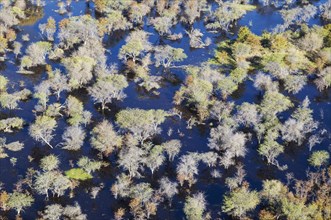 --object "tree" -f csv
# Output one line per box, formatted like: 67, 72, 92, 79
281, 97, 317, 145
258, 139, 284, 165
174, 70, 214, 120
62, 203, 87, 219
62, 56, 96, 89
236, 102, 260, 127
150, 16, 173, 36
176, 153, 200, 186
66, 95, 91, 126
0, 75, 8, 92
48, 69, 70, 100
34, 171, 56, 198
158, 177, 178, 202
90, 120, 122, 156
22, 41, 52, 68
77, 156, 103, 175
39, 17, 56, 41
116, 109, 168, 143
88, 74, 128, 111
129, 2, 151, 24
210, 100, 235, 124
162, 139, 182, 161
29, 116, 57, 148
7, 191, 34, 215
254, 72, 278, 92
118, 146, 145, 178
40, 154, 59, 172
118, 30, 151, 63
206, 3, 255, 31
260, 91, 292, 118
308, 151, 329, 167
184, 192, 207, 220
40, 202, 87, 220
222, 185, 260, 219
277, 5, 317, 31
51, 174, 71, 197
62, 126, 85, 151
284, 74, 307, 94
154, 45, 187, 69
186, 29, 211, 48
315, 66, 331, 91
200, 152, 218, 167
261, 180, 284, 202
34, 80, 51, 111
144, 144, 165, 174
98, 10, 132, 35
58, 15, 99, 48
209, 124, 247, 159
39, 204, 63, 220
0, 117, 24, 132
13, 41, 22, 58
0, 91, 29, 110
